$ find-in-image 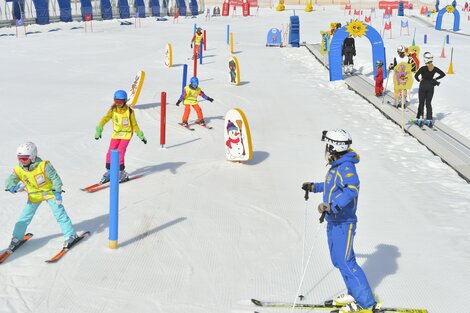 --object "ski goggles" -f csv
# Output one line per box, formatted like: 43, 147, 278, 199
17, 155, 30, 162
